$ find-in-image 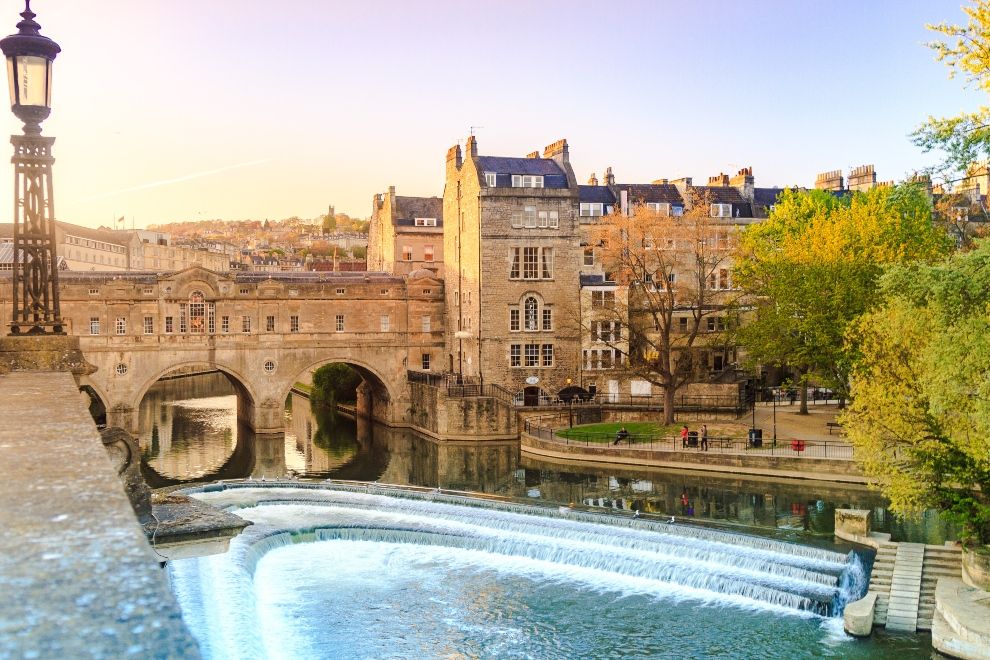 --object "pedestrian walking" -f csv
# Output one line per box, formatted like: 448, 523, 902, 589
700, 424, 709, 451
680, 425, 689, 449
